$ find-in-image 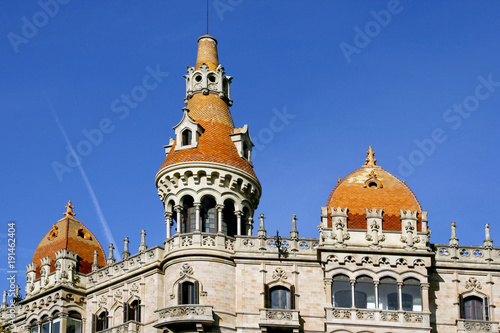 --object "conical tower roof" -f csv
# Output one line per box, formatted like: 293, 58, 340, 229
159, 35, 257, 179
